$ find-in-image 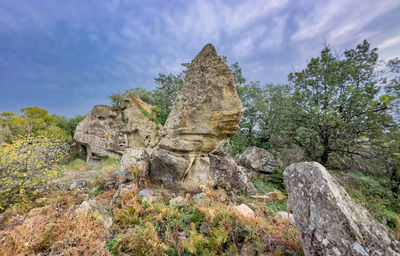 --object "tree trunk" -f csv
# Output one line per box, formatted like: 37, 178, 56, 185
321, 149, 329, 165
